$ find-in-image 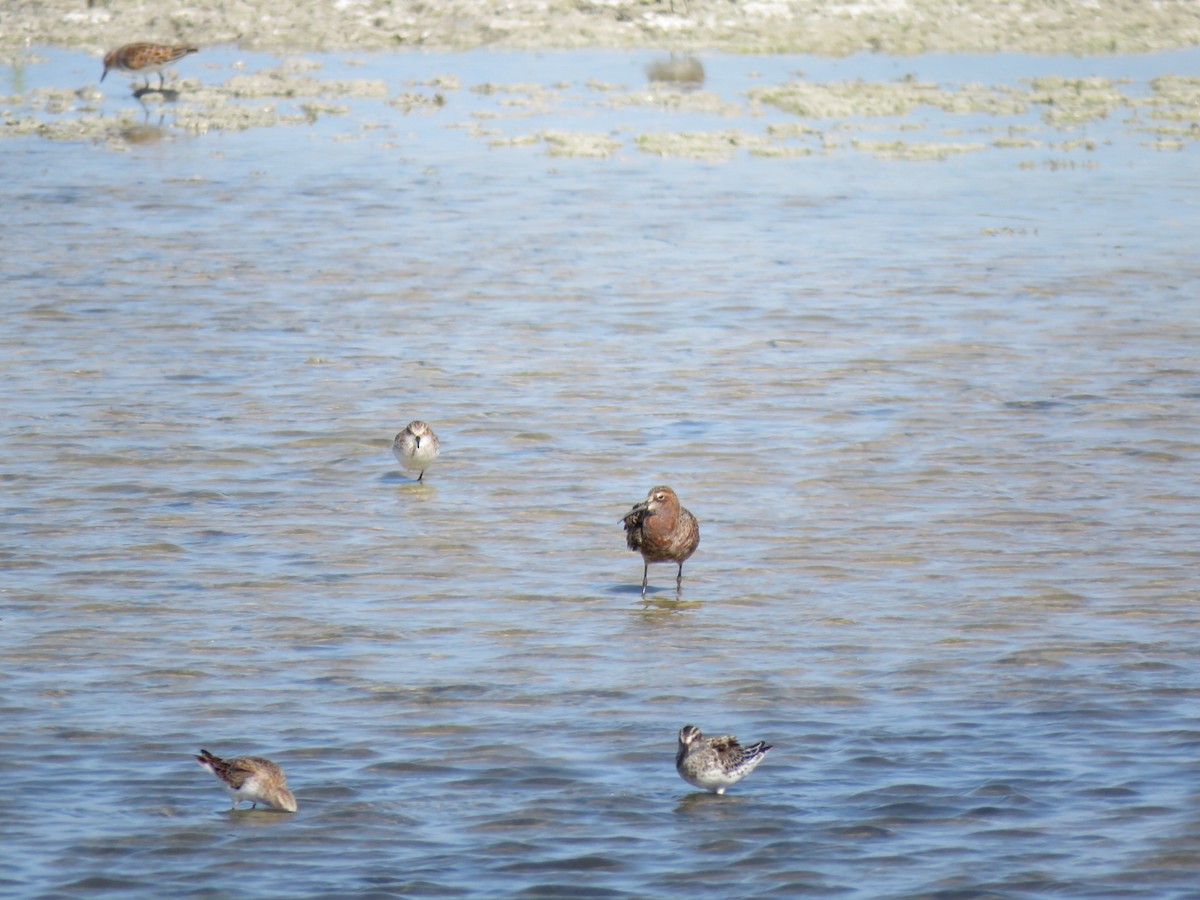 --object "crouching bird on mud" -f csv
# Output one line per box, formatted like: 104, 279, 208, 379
621, 484, 700, 598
